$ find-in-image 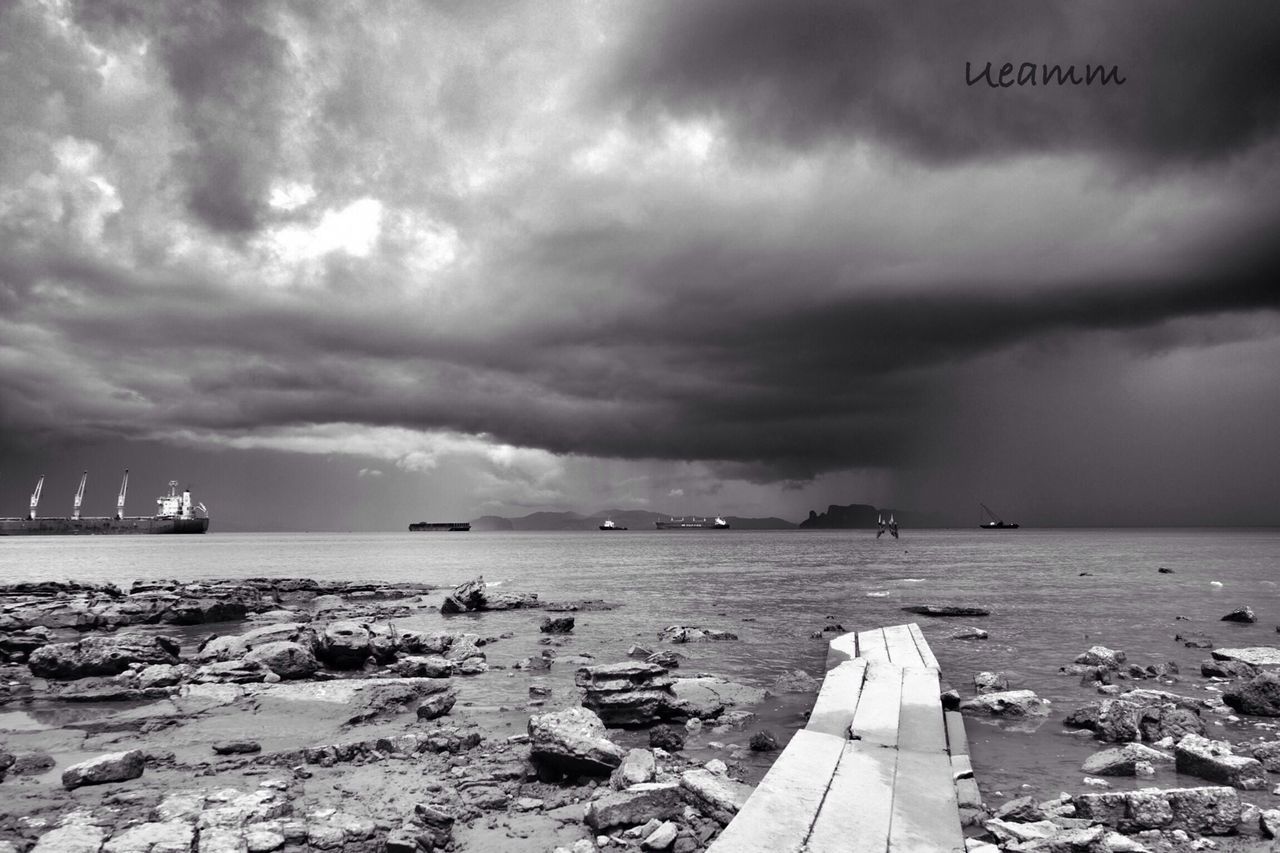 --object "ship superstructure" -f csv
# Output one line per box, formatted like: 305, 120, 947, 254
655, 516, 730, 530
